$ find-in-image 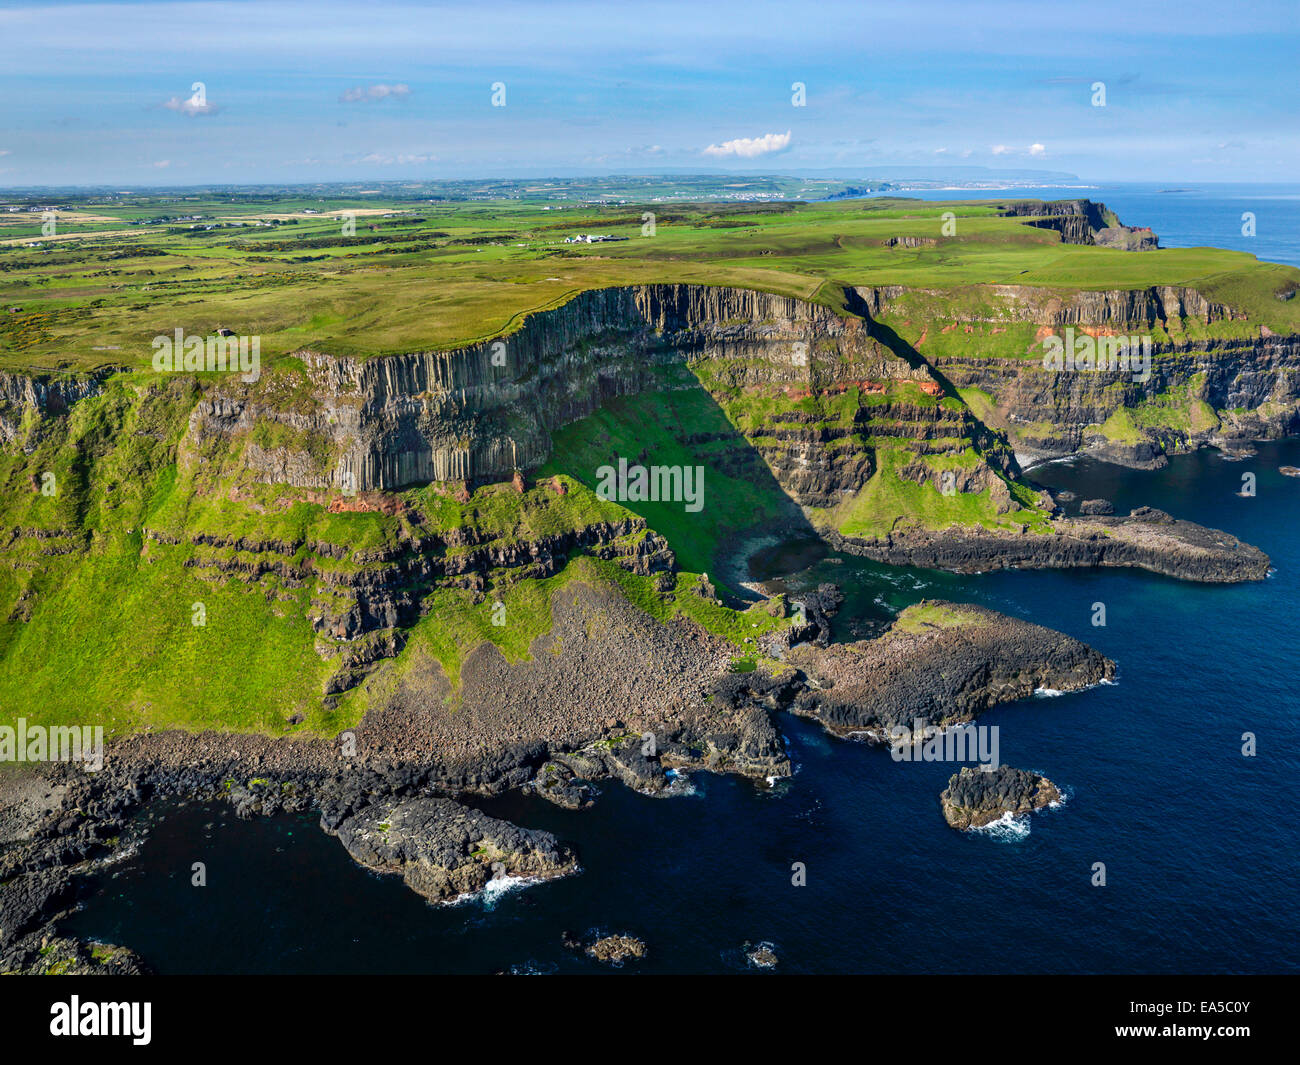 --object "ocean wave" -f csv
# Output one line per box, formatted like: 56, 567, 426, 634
844, 728, 885, 743
442, 867, 576, 910
98, 837, 146, 868
1038, 674, 1117, 697
972, 811, 1031, 841
660, 768, 700, 798
759, 774, 794, 799
504, 960, 558, 975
